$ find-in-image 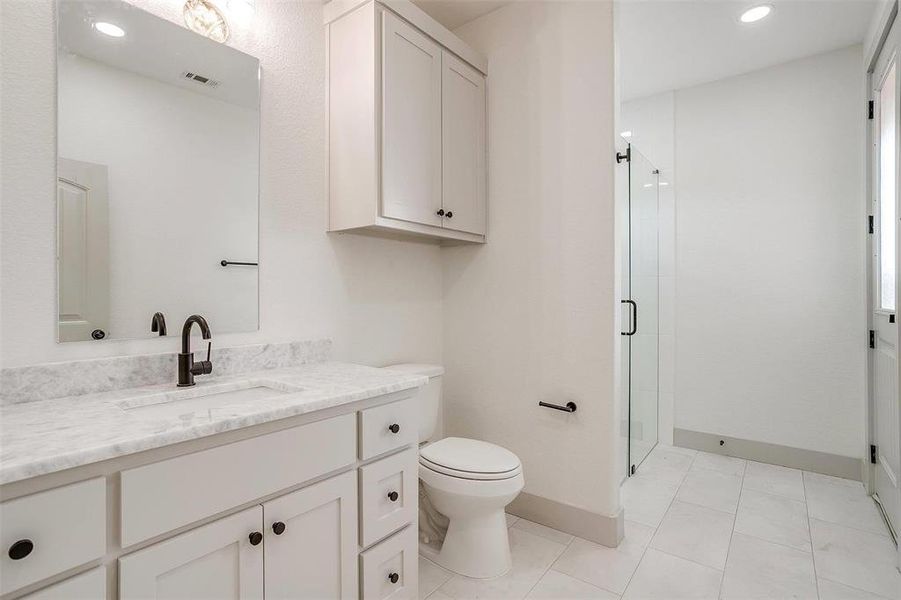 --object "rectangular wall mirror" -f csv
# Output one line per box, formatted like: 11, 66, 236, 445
56, 0, 260, 342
